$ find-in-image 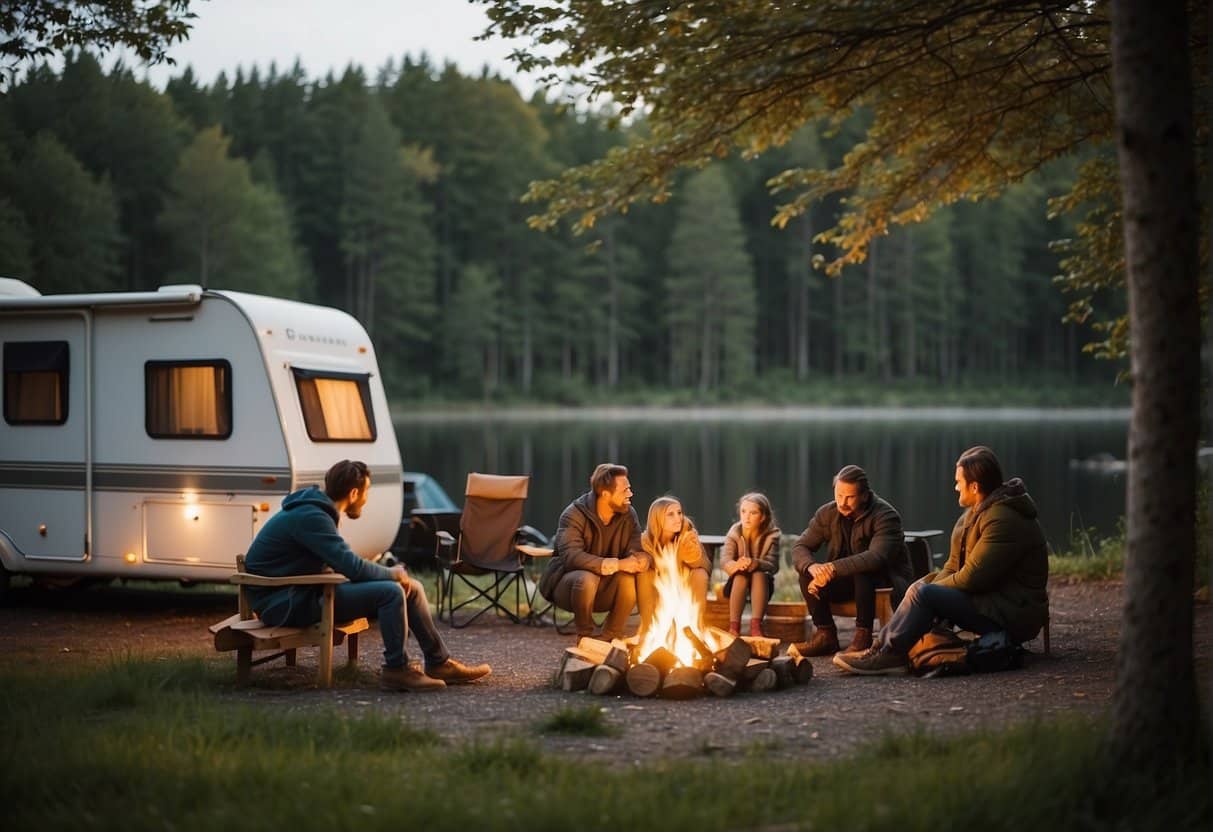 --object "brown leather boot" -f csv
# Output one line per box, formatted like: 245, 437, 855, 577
844, 626, 873, 654
791, 626, 839, 657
